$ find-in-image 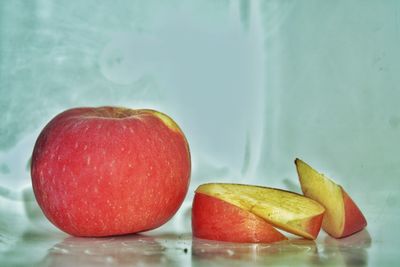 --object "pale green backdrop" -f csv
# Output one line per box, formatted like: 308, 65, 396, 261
0, 1, 399, 266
